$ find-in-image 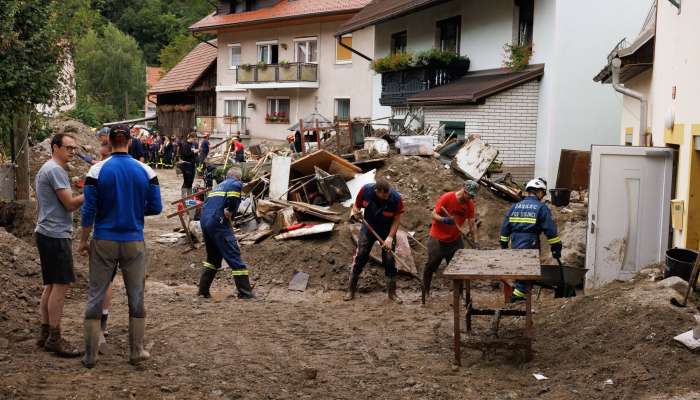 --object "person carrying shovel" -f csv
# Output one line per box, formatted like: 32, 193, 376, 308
345, 179, 405, 303
422, 180, 480, 304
